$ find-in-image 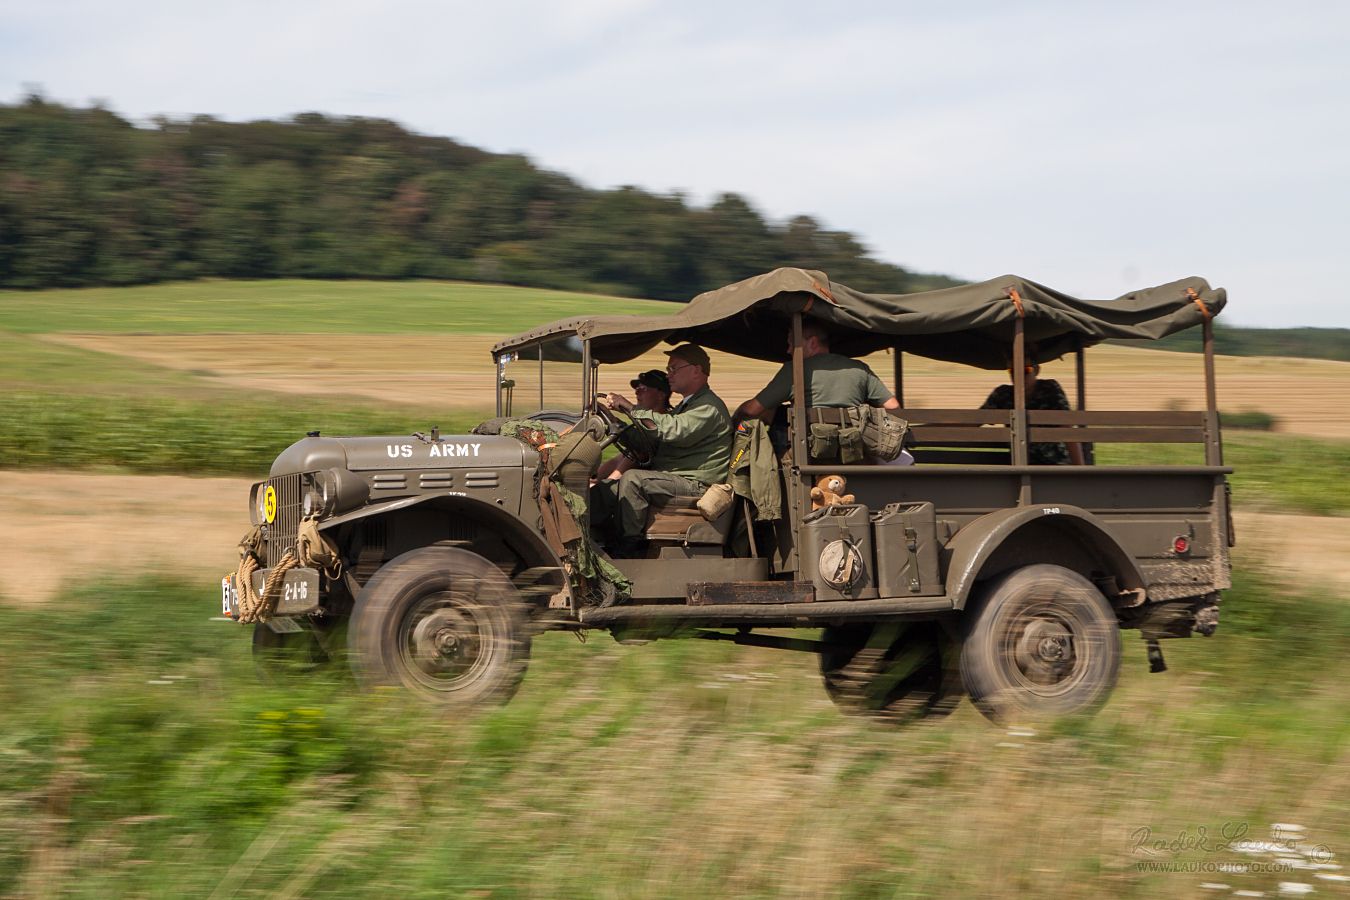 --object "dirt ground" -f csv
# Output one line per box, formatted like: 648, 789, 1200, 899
0, 471, 252, 606
45, 334, 1350, 439
1, 471, 1345, 606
